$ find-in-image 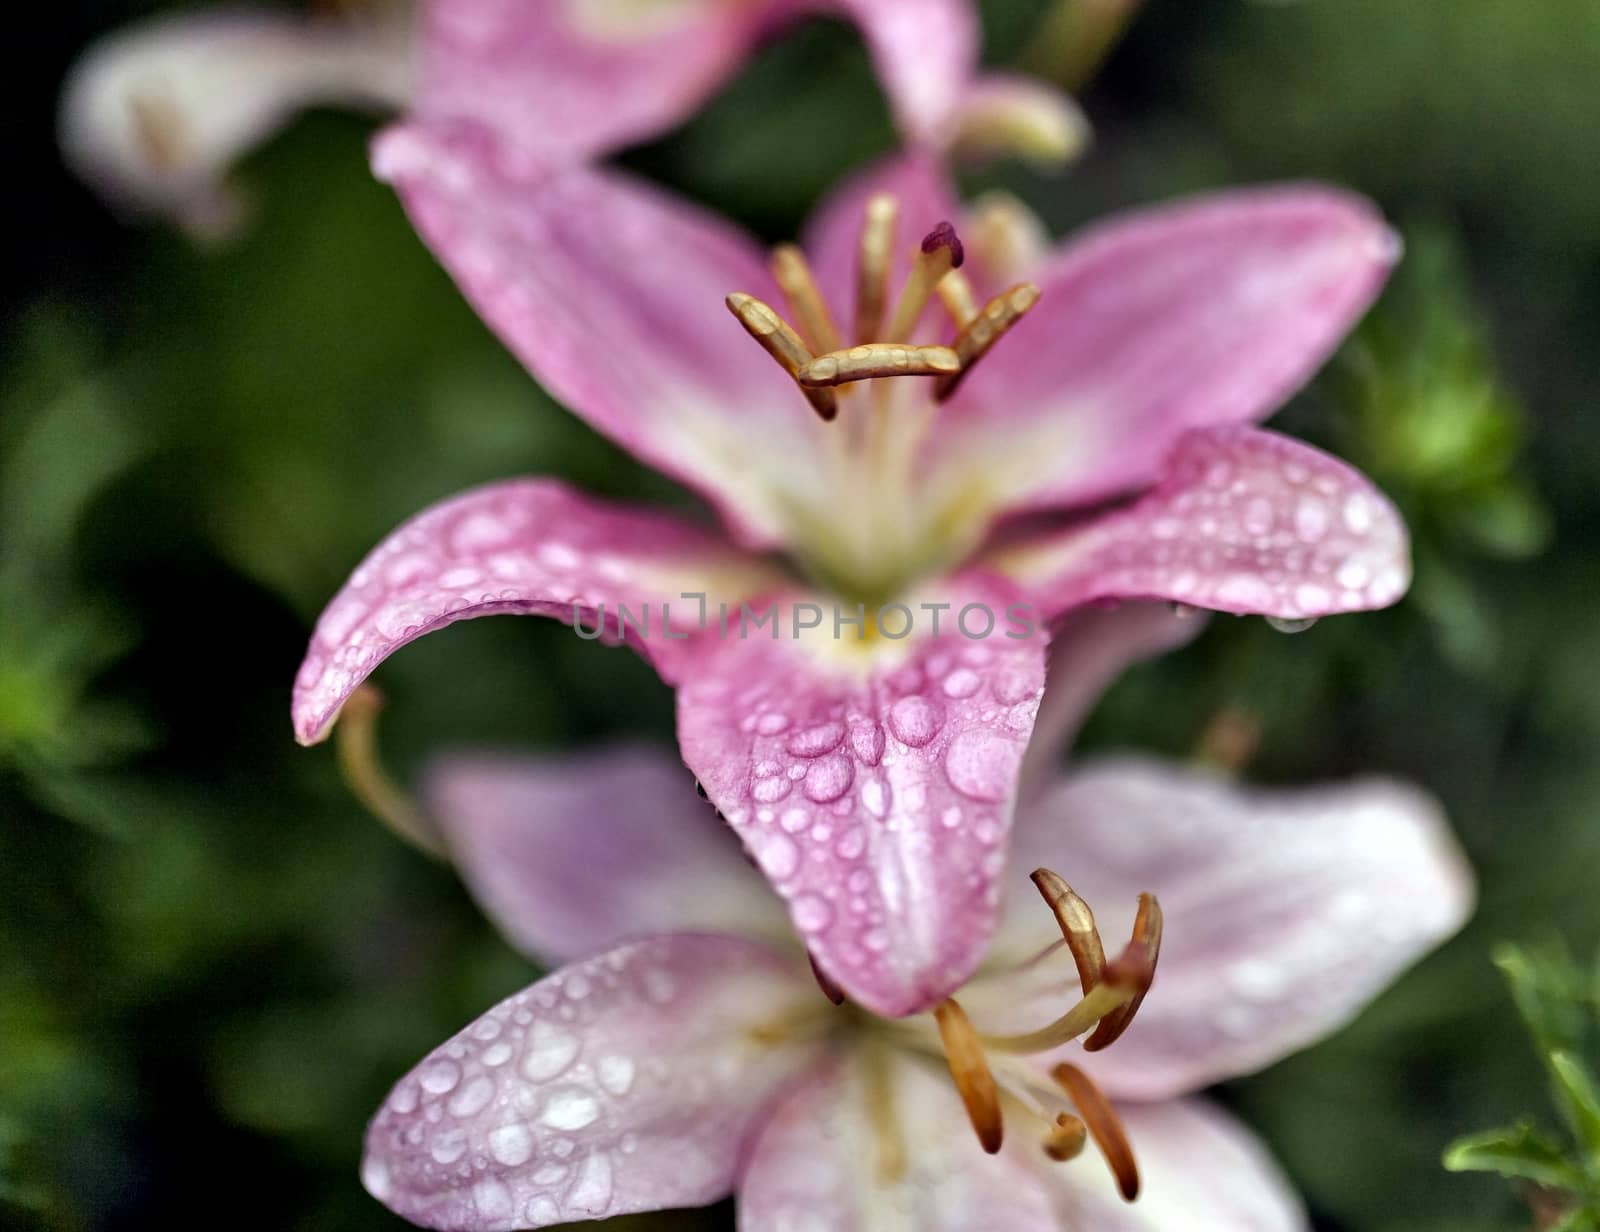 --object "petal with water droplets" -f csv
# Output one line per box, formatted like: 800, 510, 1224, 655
676, 582, 1048, 1018
994, 427, 1411, 622
364, 935, 820, 1231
